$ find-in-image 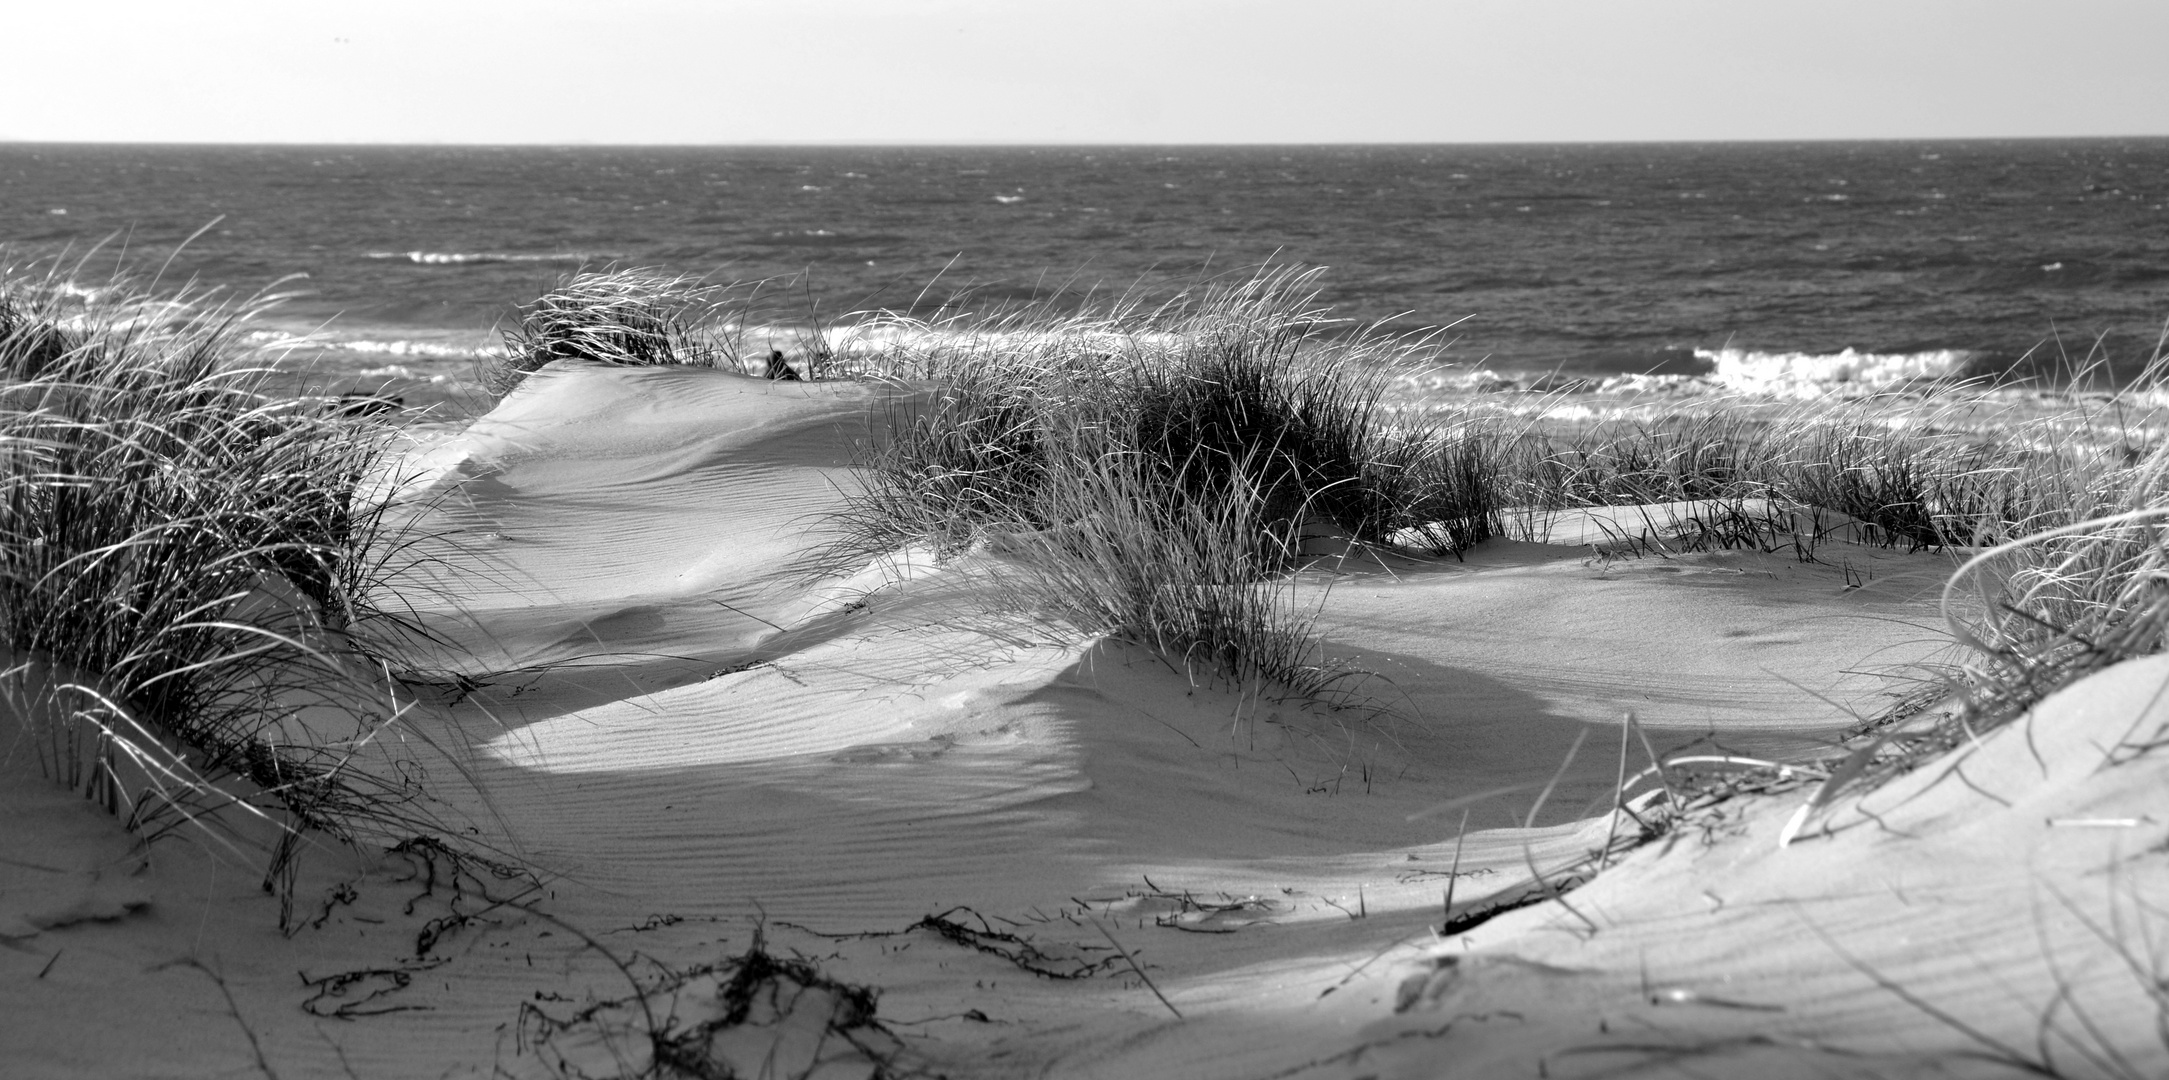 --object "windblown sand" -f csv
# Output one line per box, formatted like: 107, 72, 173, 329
6, 362, 2166, 1078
